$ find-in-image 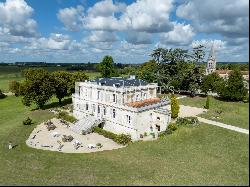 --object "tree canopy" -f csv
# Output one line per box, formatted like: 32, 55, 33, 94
99, 56, 116, 78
